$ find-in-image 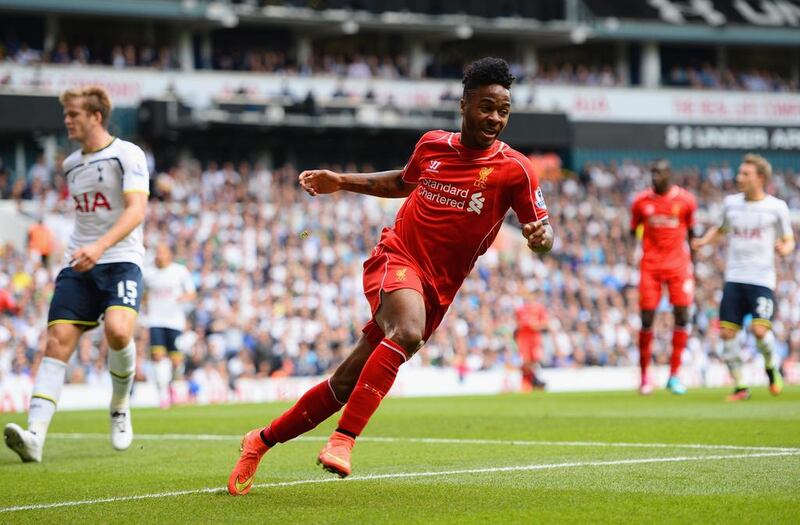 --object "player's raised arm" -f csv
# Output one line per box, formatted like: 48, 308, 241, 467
298, 169, 414, 198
